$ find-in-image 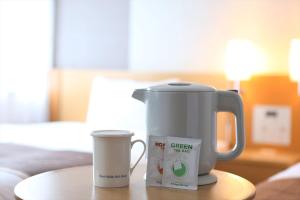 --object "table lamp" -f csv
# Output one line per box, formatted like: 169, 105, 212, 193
289, 39, 300, 95
224, 39, 264, 91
